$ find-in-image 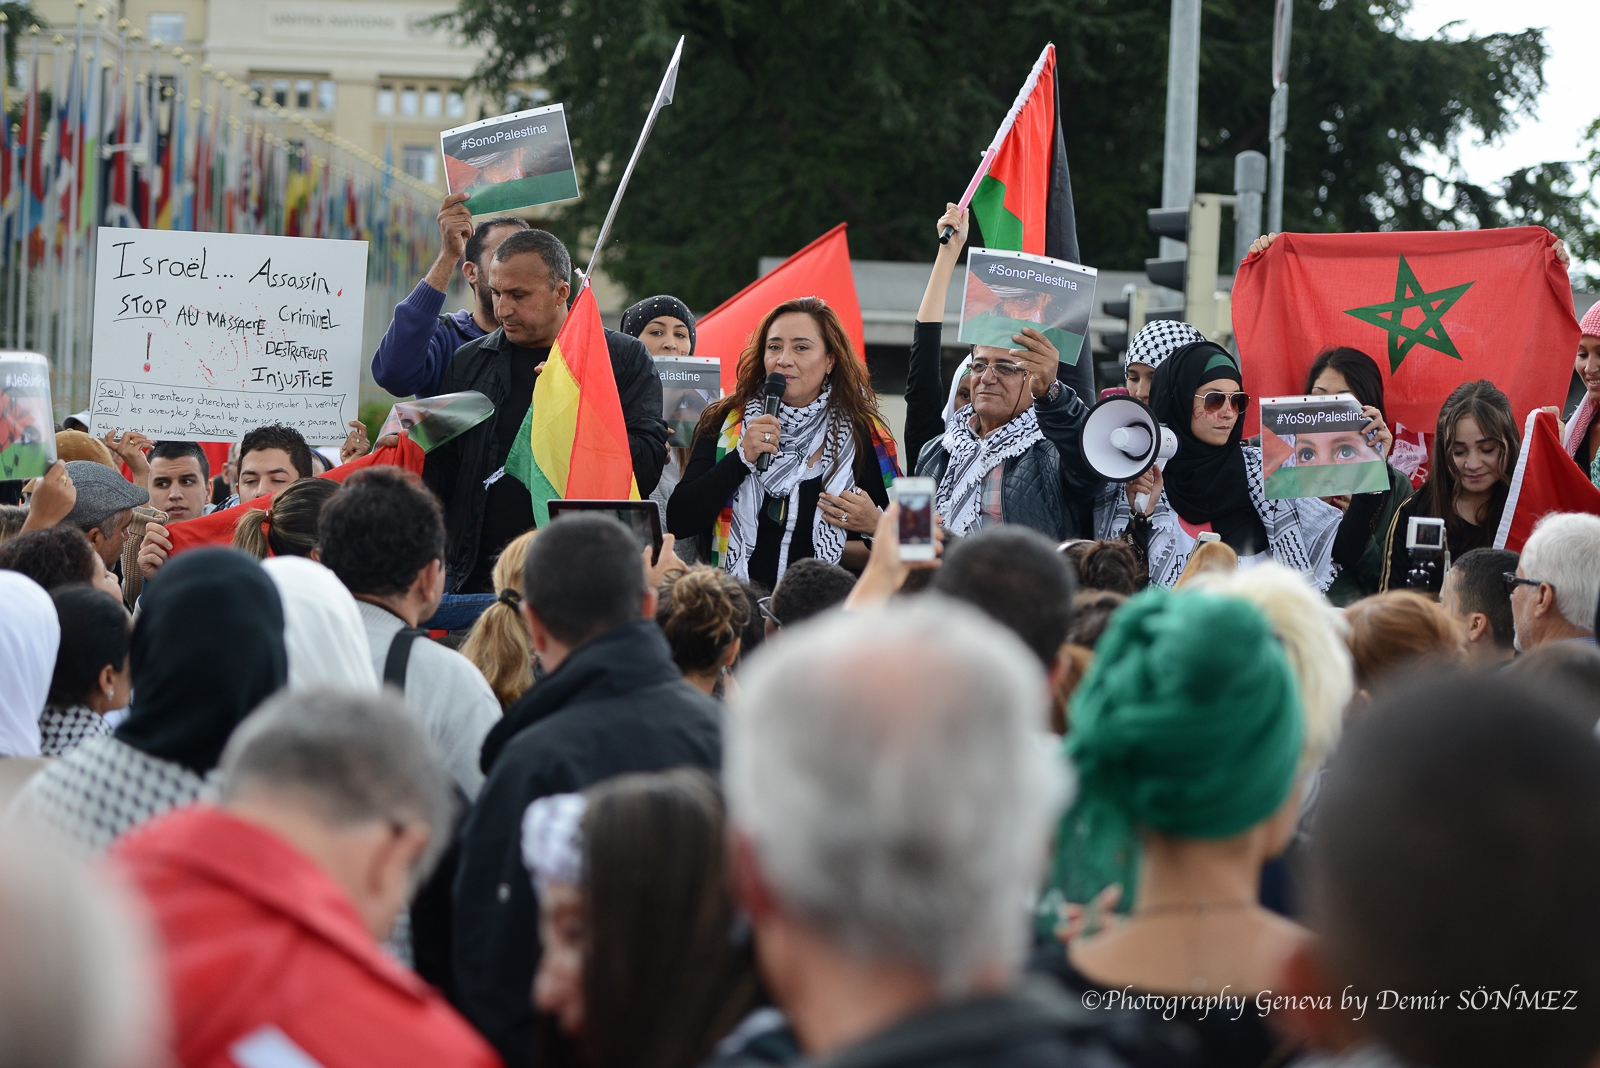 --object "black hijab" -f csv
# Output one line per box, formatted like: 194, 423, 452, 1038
1152, 341, 1267, 553
116, 548, 287, 775
620, 295, 696, 354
